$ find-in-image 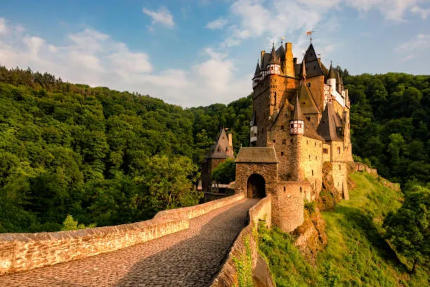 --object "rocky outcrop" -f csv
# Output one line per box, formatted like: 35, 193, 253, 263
294, 208, 327, 263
